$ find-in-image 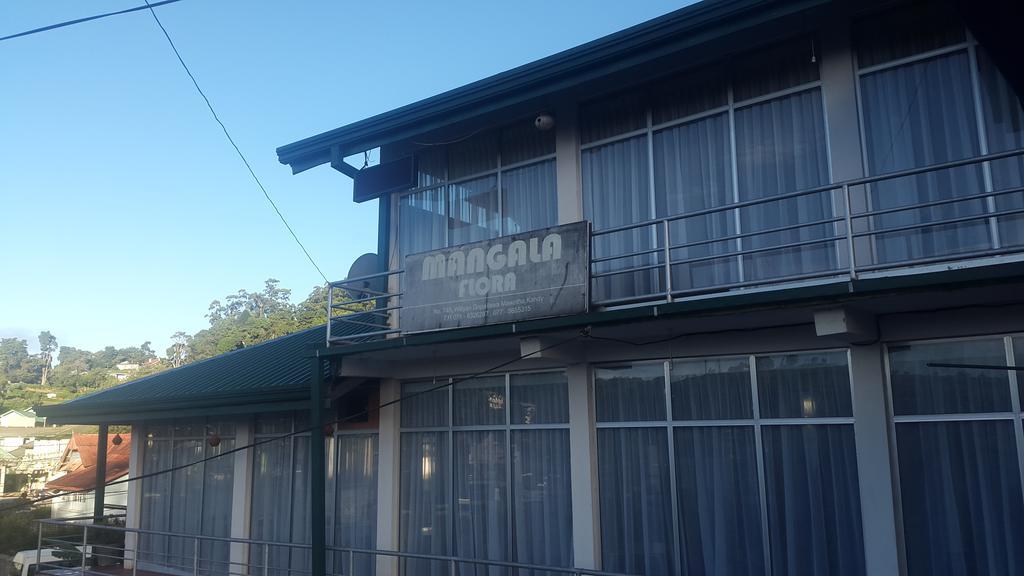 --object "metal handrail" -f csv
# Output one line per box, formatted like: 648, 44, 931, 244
35, 518, 636, 576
